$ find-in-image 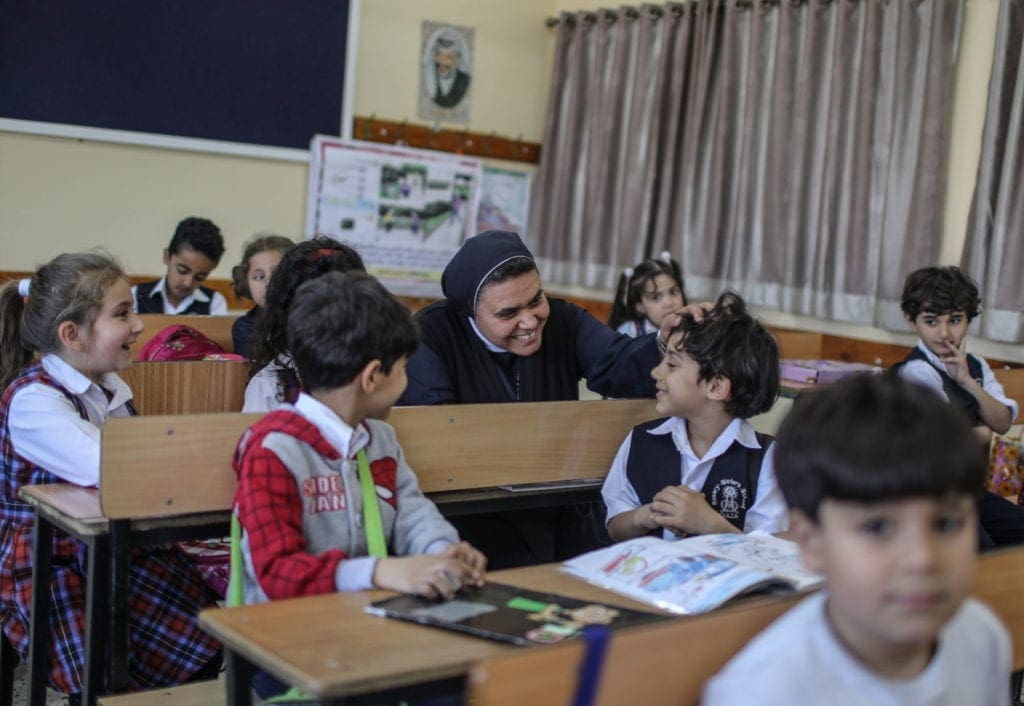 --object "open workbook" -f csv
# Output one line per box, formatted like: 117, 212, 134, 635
562, 532, 824, 615
365, 581, 664, 646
